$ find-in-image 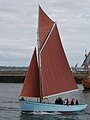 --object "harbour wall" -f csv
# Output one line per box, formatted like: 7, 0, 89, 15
0, 67, 89, 83
0, 70, 27, 83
